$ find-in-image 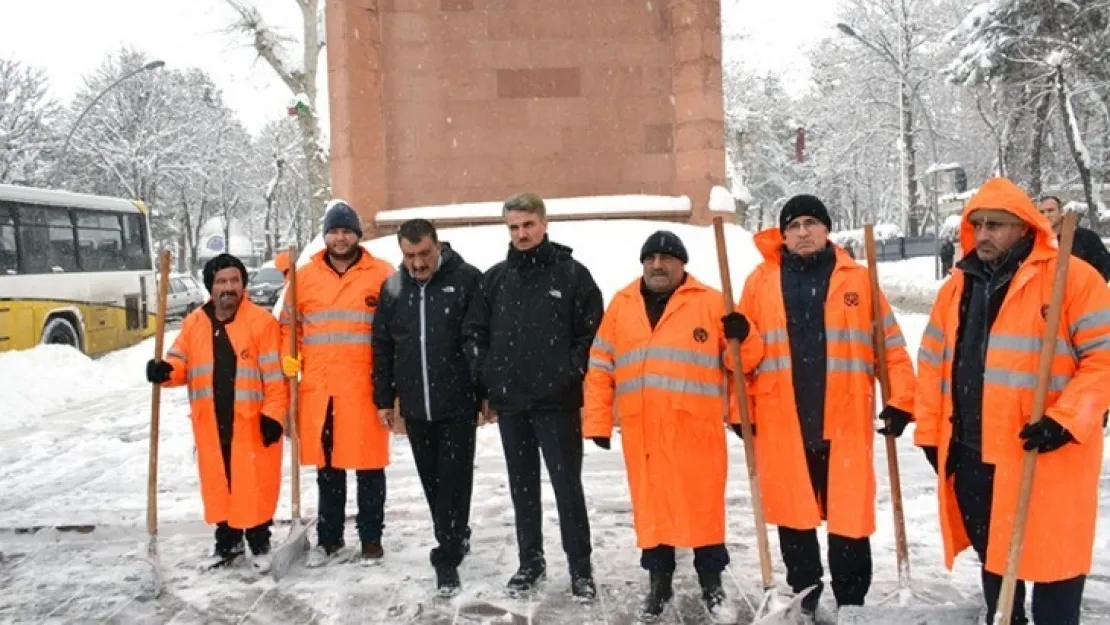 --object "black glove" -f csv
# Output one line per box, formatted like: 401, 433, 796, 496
730, 423, 756, 439
1019, 416, 1074, 453
922, 446, 939, 473
721, 312, 750, 342
591, 437, 610, 450
260, 415, 284, 447
877, 406, 913, 437
146, 359, 173, 384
